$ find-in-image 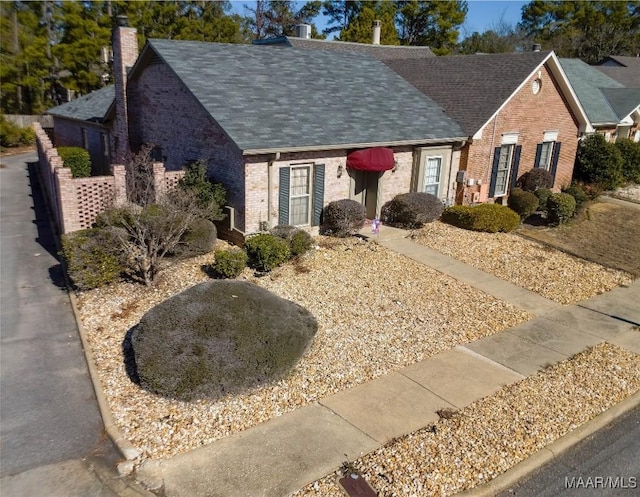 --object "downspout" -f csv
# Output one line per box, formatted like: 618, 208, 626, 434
447, 141, 466, 206
267, 152, 280, 229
